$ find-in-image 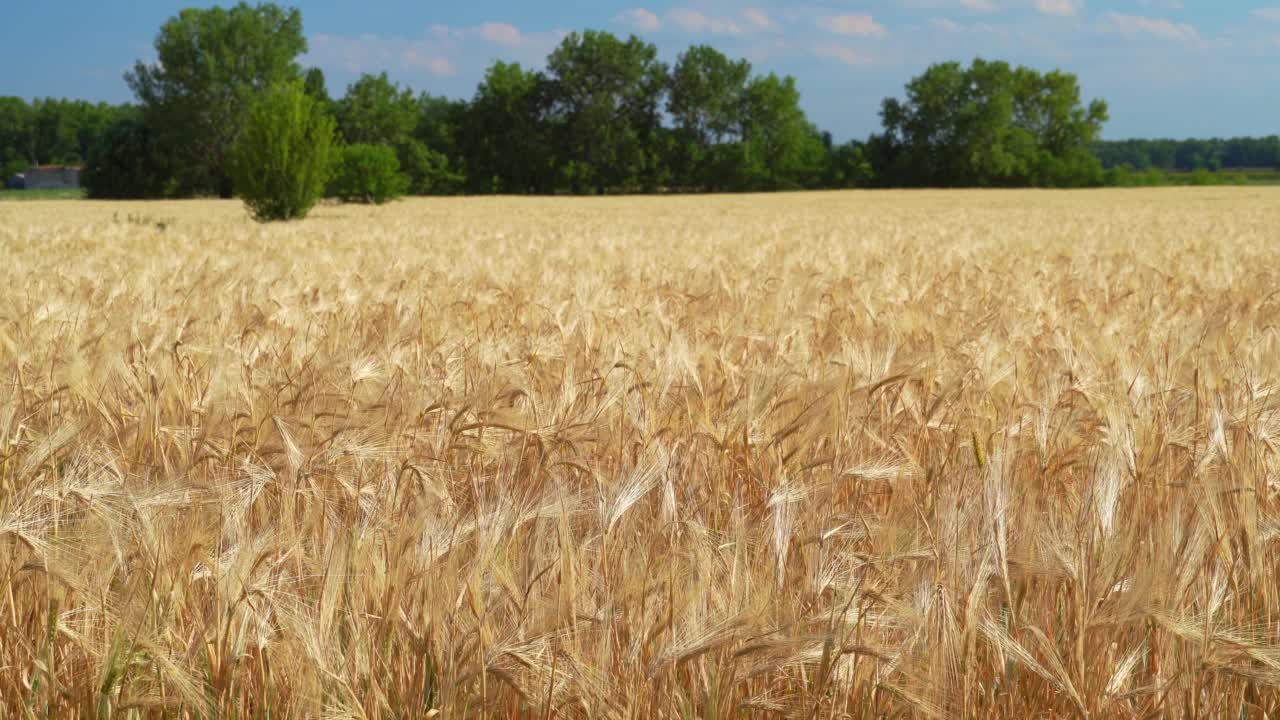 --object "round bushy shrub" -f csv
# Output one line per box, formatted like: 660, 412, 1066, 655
232, 81, 335, 221
327, 144, 409, 204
